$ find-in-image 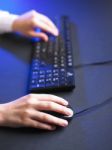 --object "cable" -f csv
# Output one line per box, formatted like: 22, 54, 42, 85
73, 97, 112, 118
71, 60, 112, 118
74, 60, 112, 69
